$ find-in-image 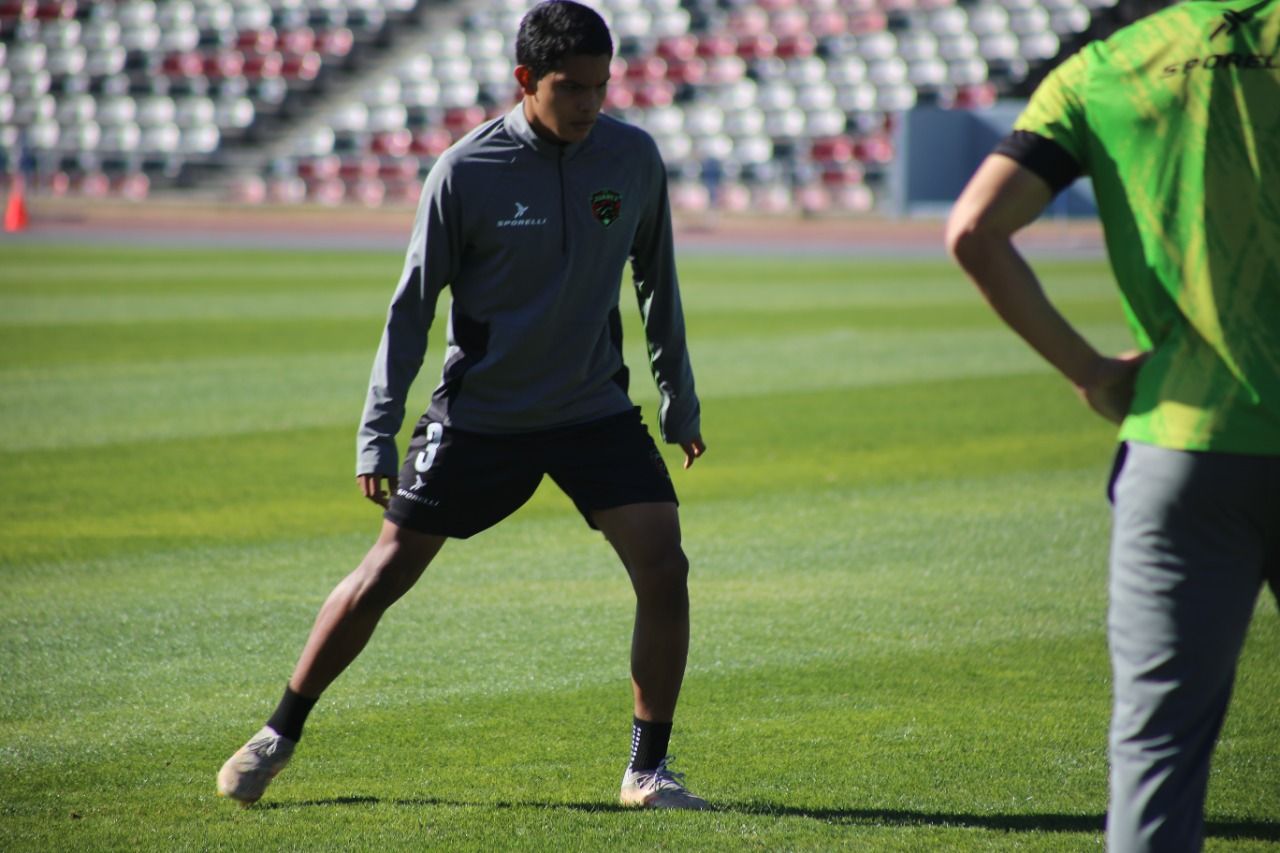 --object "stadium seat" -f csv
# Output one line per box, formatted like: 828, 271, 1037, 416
139, 122, 180, 154
236, 28, 278, 53
214, 96, 254, 130
296, 154, 341, 181
280, 51, 321, 81
35, 0, 74, 20
179, 123, 219, 154
409, 127, 453, 157
54, 91, 93, 123
722, 105, 765, 137
241, 50, 284, 79
228, 172, 267, 204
